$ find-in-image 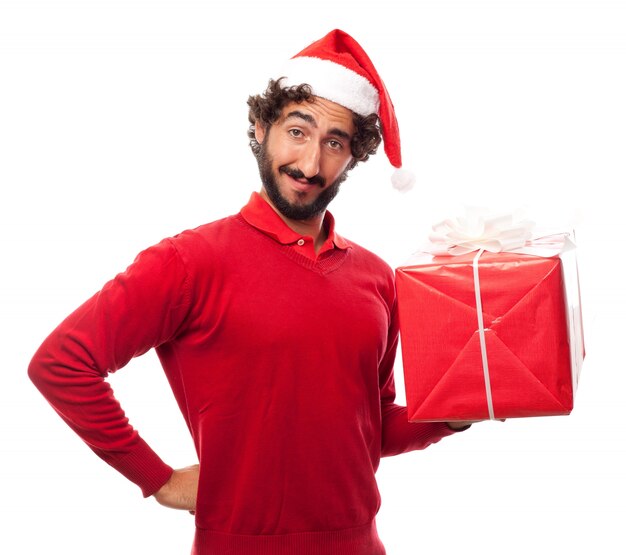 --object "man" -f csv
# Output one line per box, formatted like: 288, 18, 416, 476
29, 30, 470, 554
